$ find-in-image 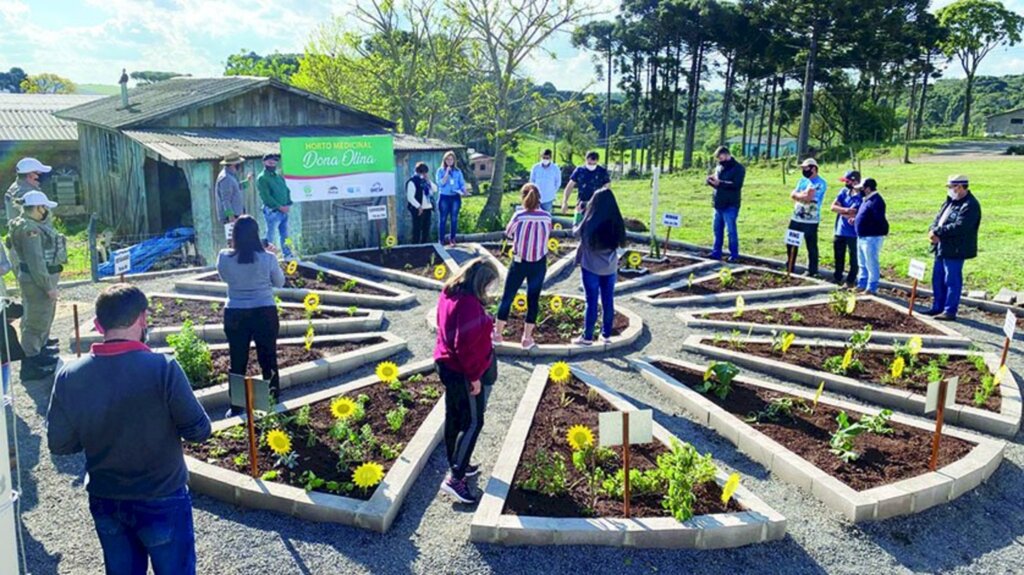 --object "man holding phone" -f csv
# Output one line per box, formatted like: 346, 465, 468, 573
787, 158, 827, 277
561, 151, 610, 225
706, 146, 745, 262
